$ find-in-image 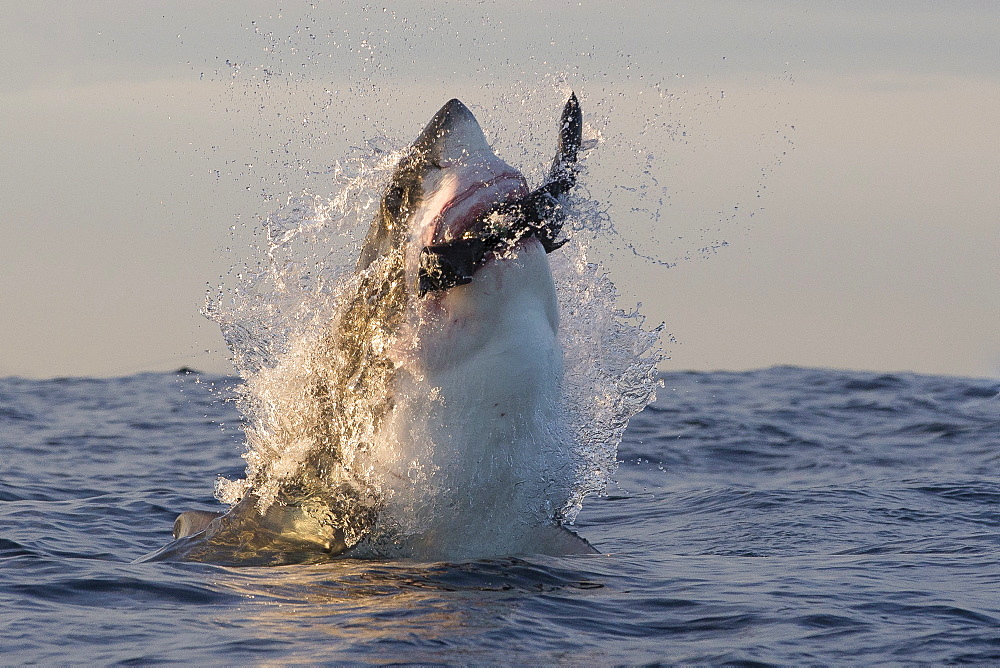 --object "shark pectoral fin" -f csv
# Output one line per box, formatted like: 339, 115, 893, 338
553, 526, 600, 555
524, 524, 600, 556
173, 510, 224, 539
